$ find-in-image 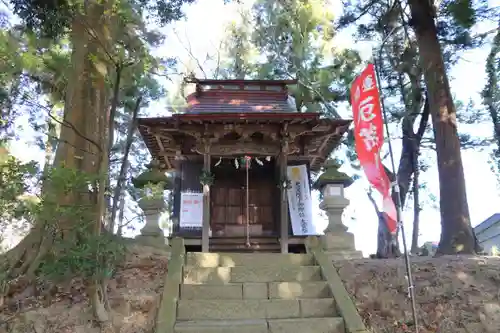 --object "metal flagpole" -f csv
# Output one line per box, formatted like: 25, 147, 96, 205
373, 28, 419, 333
